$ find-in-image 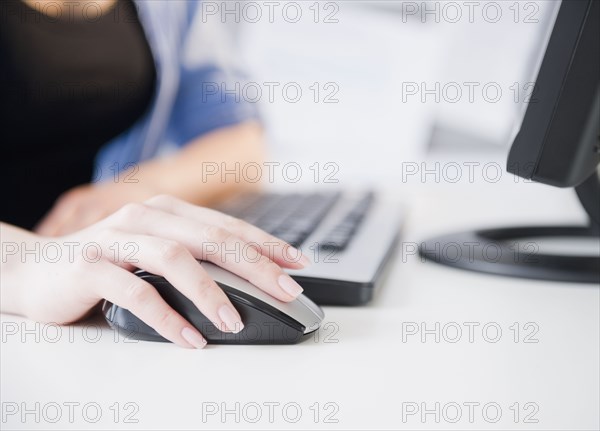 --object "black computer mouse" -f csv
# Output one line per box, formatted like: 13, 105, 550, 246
102, 261, 325, 345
